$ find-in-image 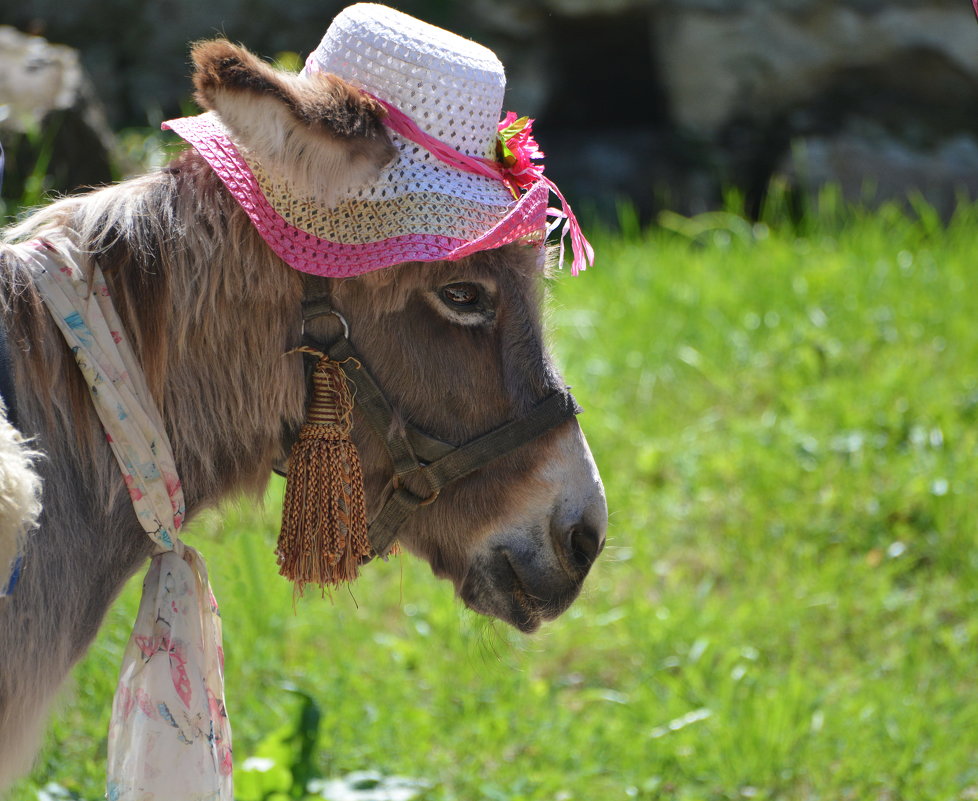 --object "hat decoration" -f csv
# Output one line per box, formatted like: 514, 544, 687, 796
163, 2, 594, 278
